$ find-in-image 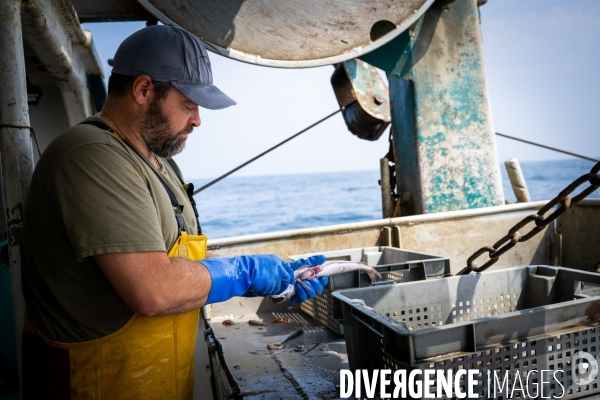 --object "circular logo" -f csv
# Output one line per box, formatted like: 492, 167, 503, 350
572, 351, 599, 386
